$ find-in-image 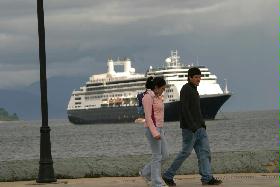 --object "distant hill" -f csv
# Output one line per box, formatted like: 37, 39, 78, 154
0, 76, 87, 120
0, 108, 19, 121
0, 89, 40, 120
